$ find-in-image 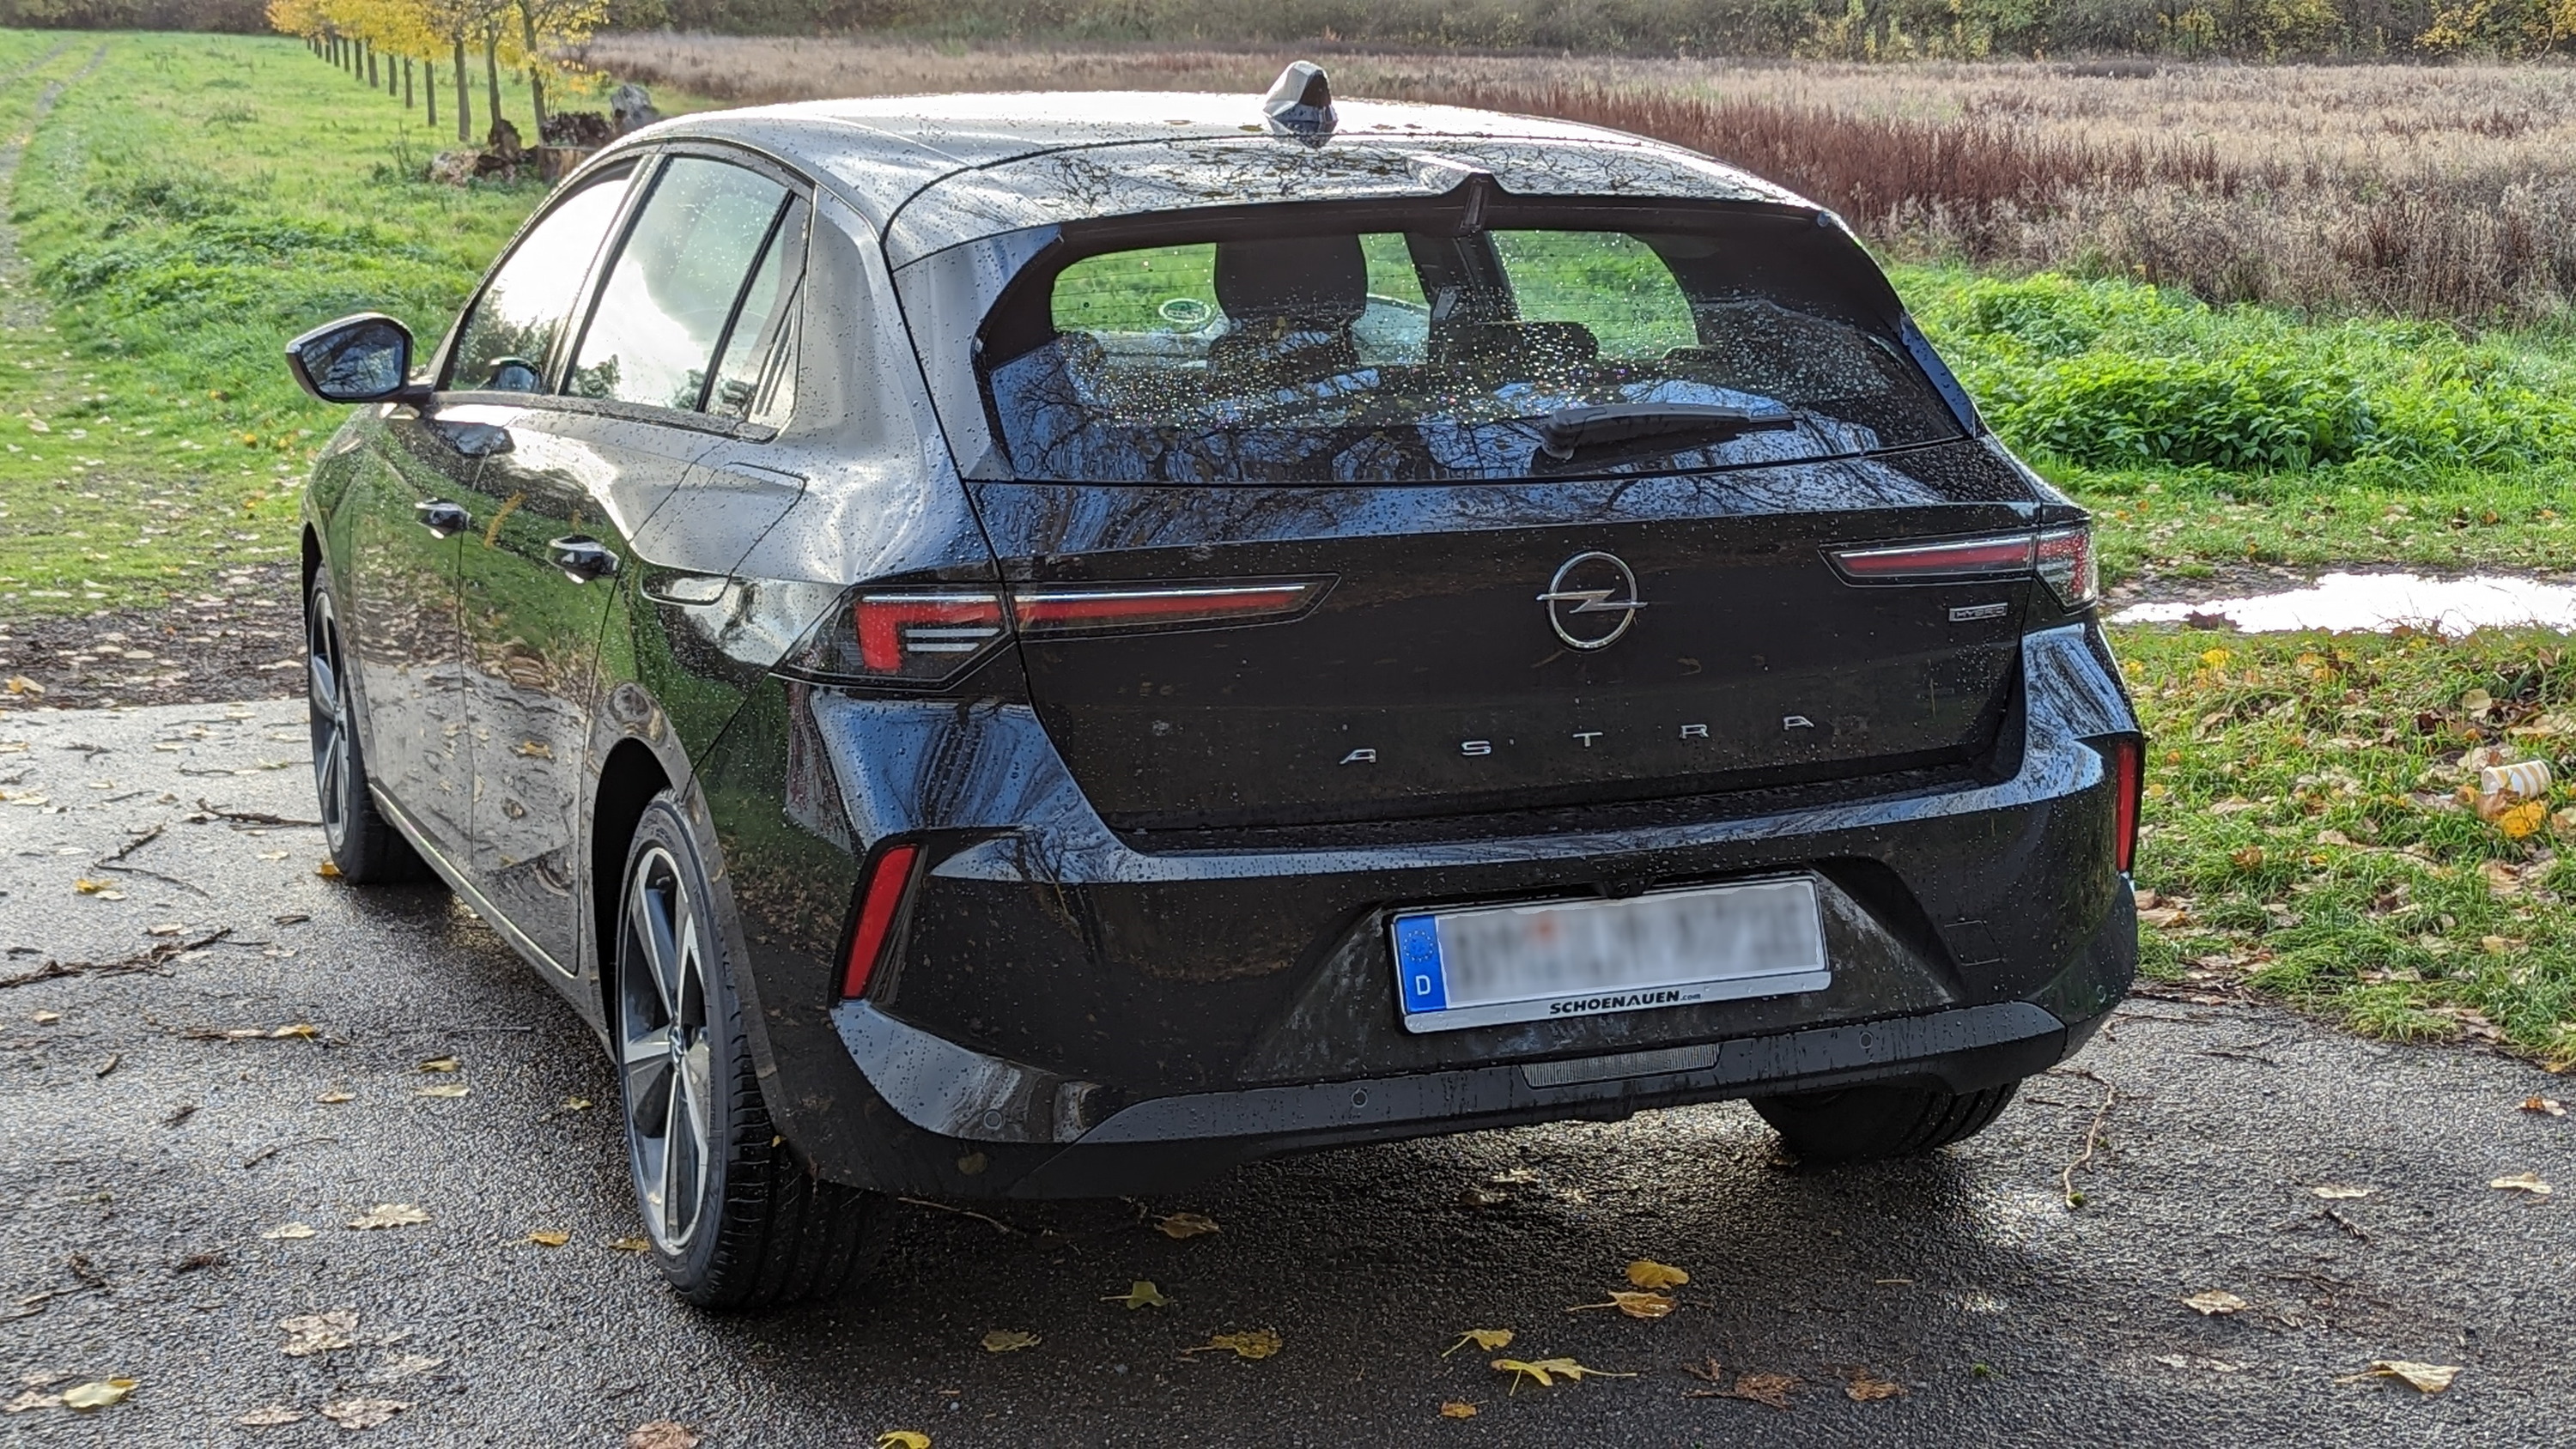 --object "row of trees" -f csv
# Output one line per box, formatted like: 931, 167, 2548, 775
264, 0, 615, 144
